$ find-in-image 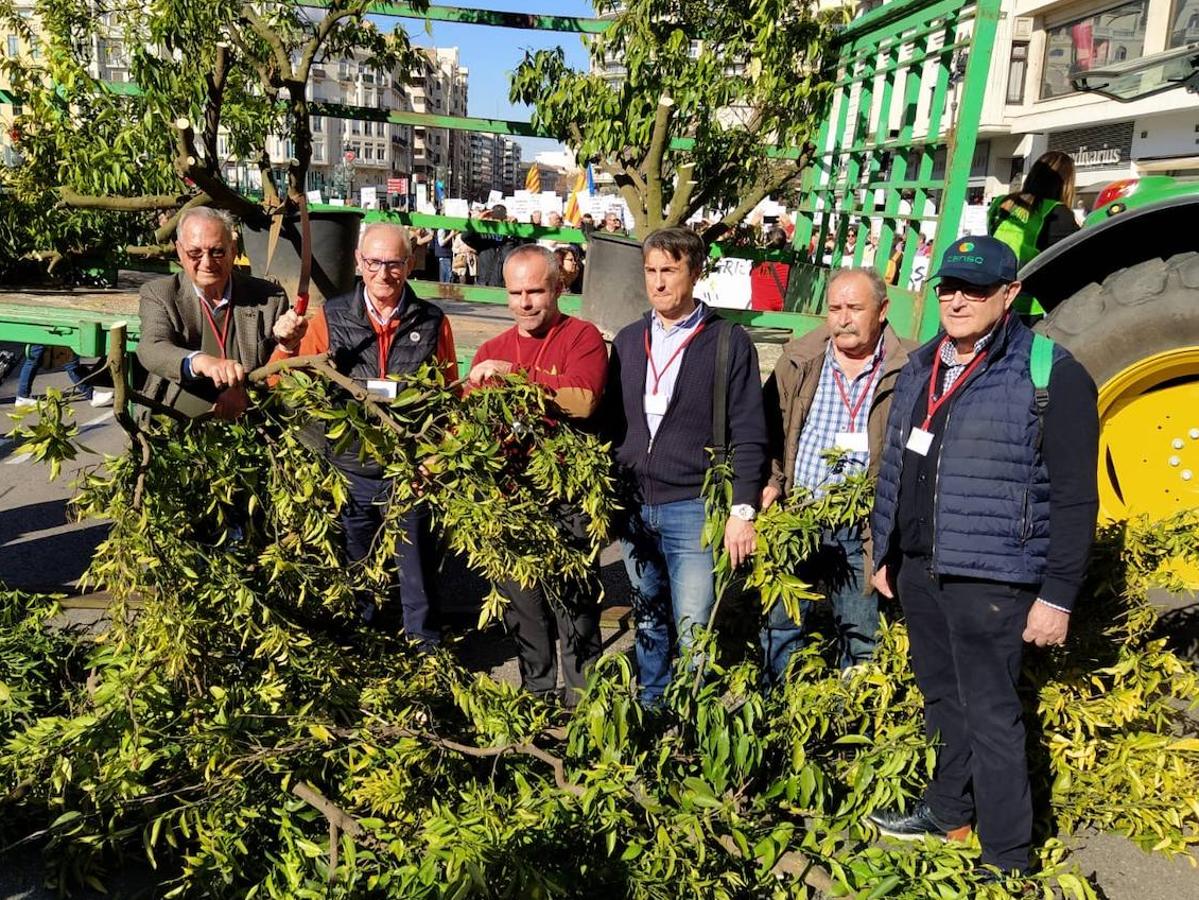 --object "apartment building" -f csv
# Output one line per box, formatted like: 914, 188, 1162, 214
408, 47, 470, 203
